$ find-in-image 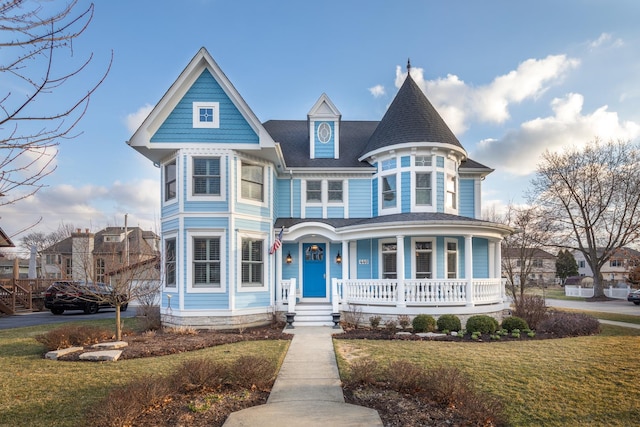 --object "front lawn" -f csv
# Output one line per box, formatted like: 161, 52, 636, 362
334, 324, 640, 426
